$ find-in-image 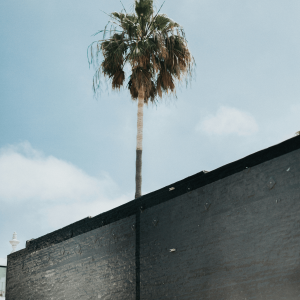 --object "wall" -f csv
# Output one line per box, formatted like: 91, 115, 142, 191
6, 136, 300, 300
140, 149, 300, 299
7, 217, 136, 299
